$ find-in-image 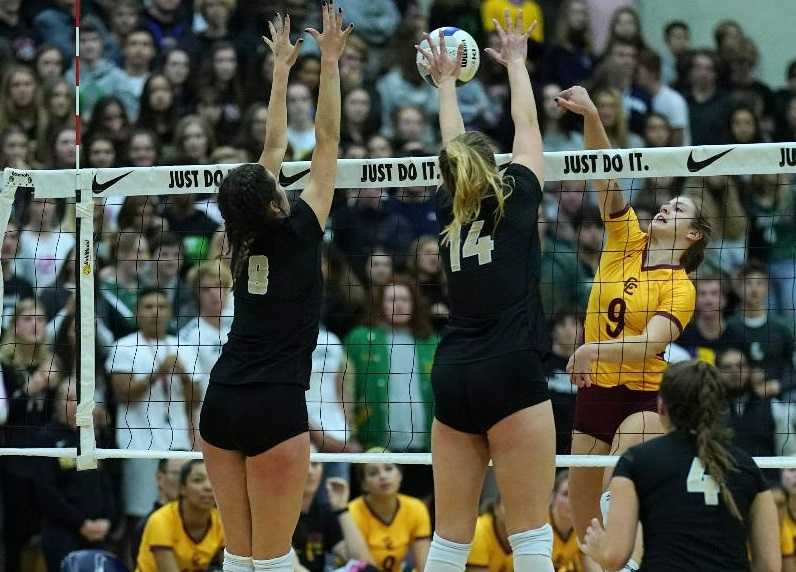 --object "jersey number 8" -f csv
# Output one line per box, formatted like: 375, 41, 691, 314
449, 220, 494, 272
686, 457, 719, 506
248, 255, 269, 295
